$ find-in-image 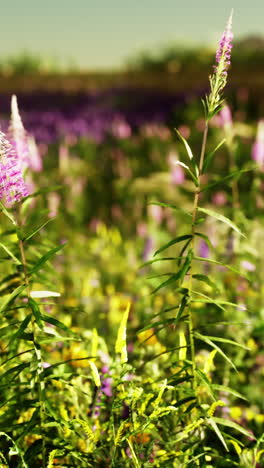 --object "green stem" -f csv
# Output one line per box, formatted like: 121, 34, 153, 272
188, 122, 209, 397
14, 207, 46, 467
